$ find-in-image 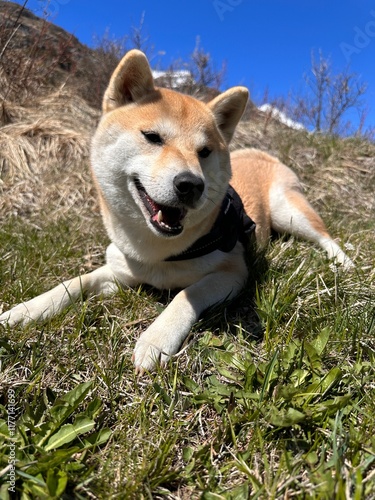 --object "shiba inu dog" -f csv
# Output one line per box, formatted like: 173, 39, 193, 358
0, 50, 353, 374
